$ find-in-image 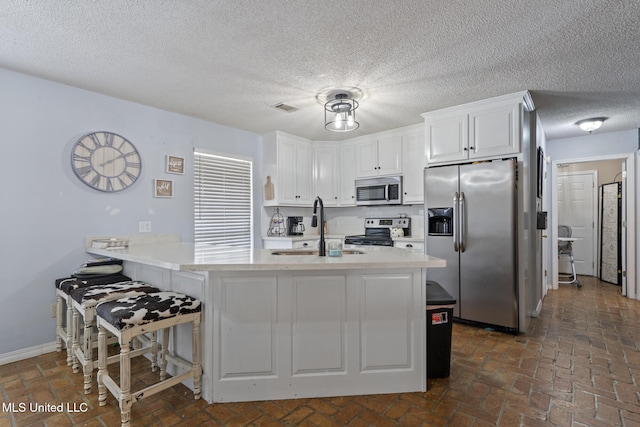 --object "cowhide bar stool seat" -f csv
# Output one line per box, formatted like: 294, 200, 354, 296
96, 291, 202, 427
70, 281, 160, 394
55, 274, 131, 366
